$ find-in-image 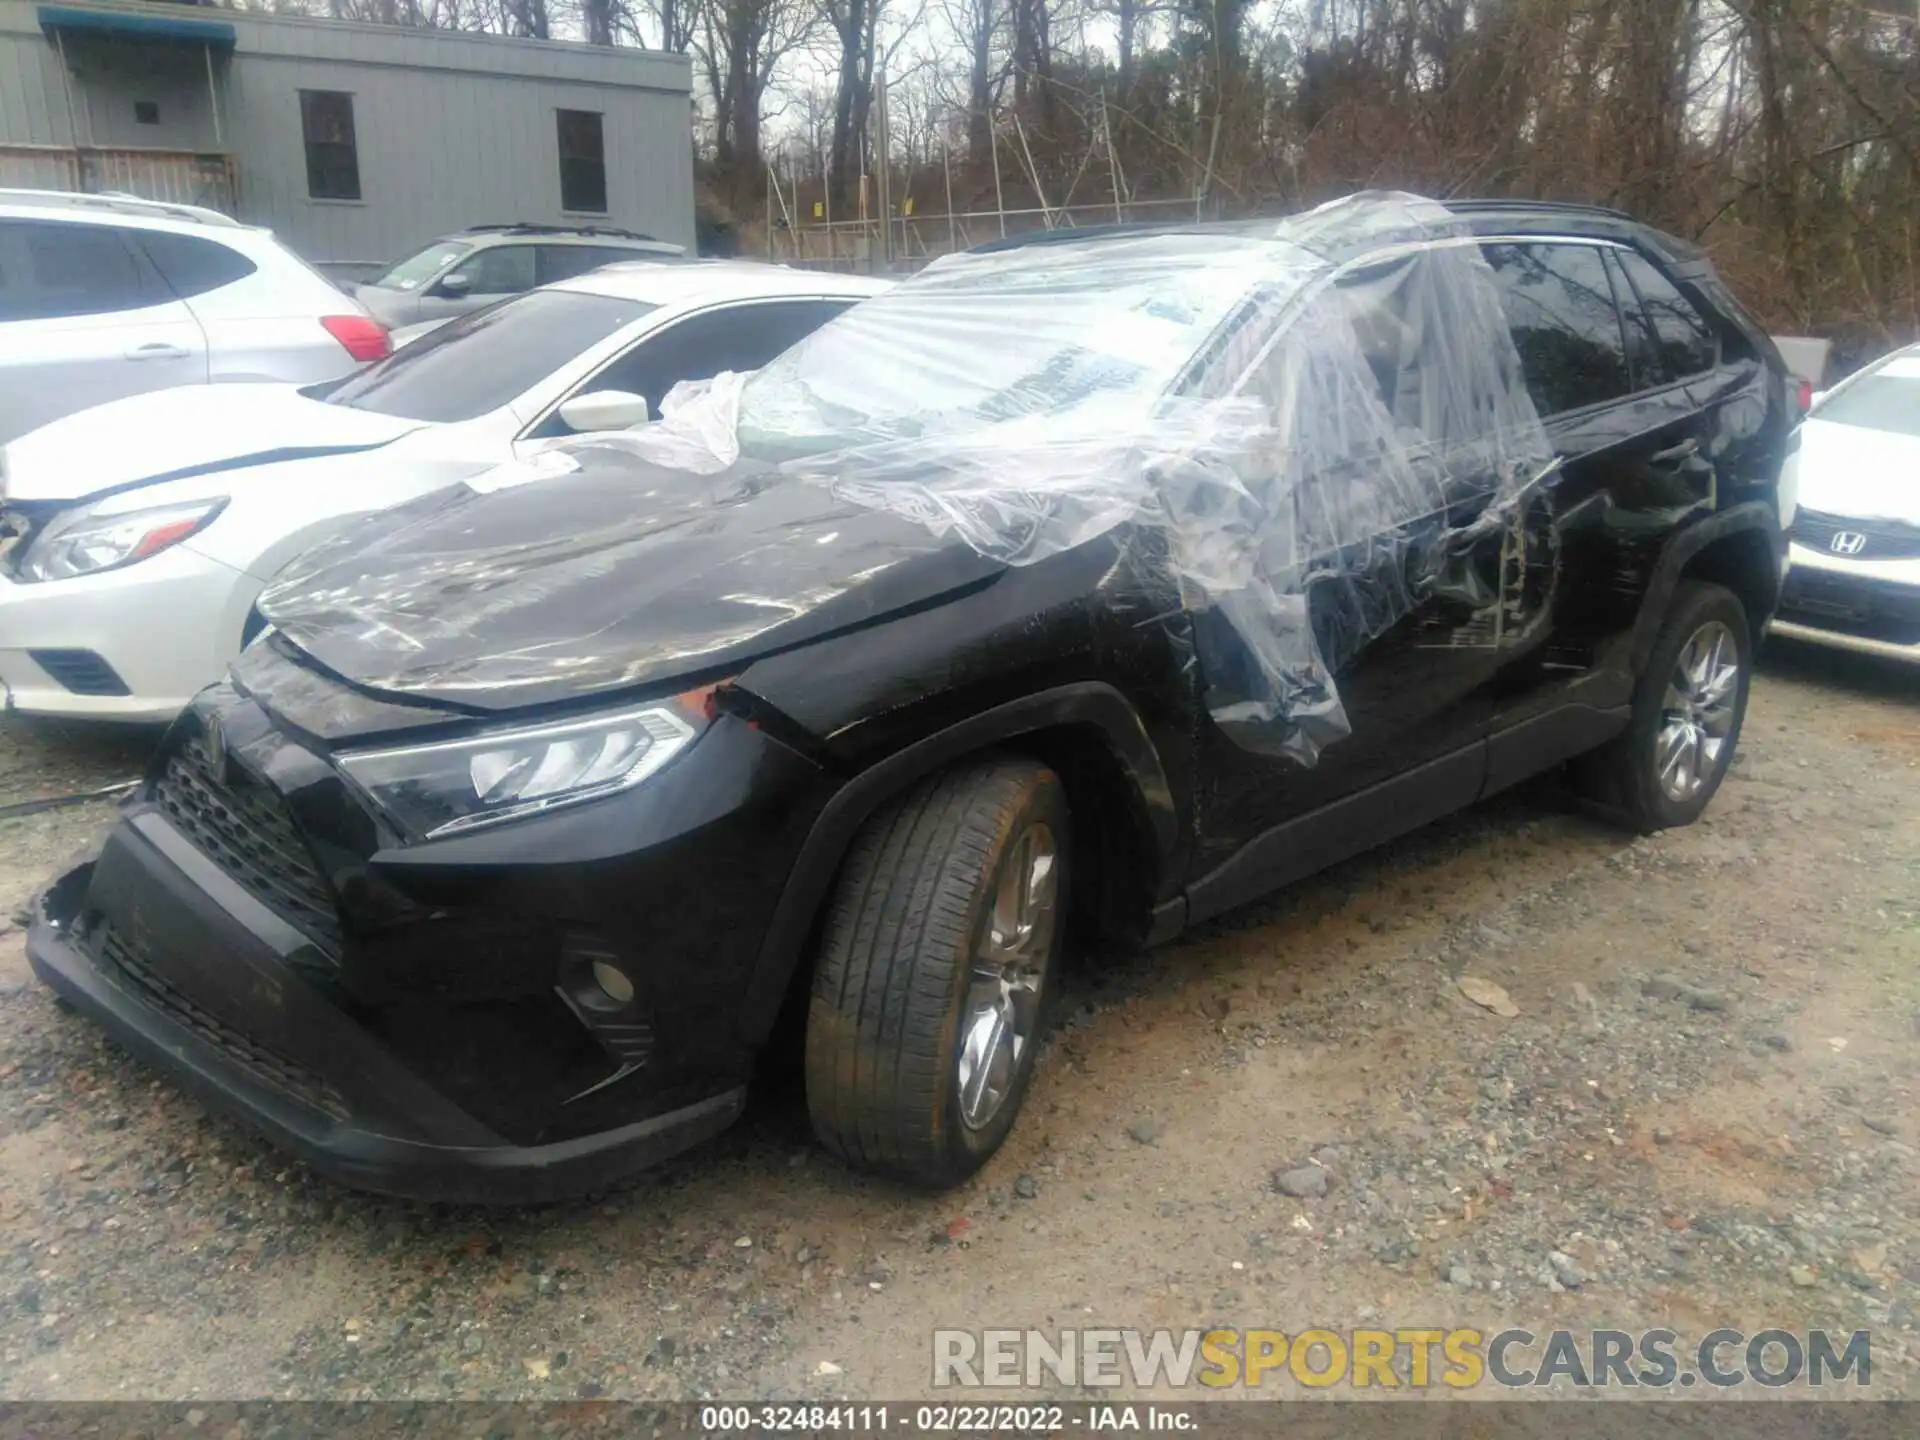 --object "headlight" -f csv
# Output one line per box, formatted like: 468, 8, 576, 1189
17, 498, 226, 582
337, 704, 699, 839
